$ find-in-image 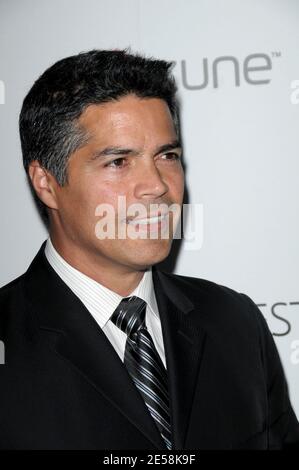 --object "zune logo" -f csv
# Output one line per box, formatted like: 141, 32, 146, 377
176, 53, 274, 90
